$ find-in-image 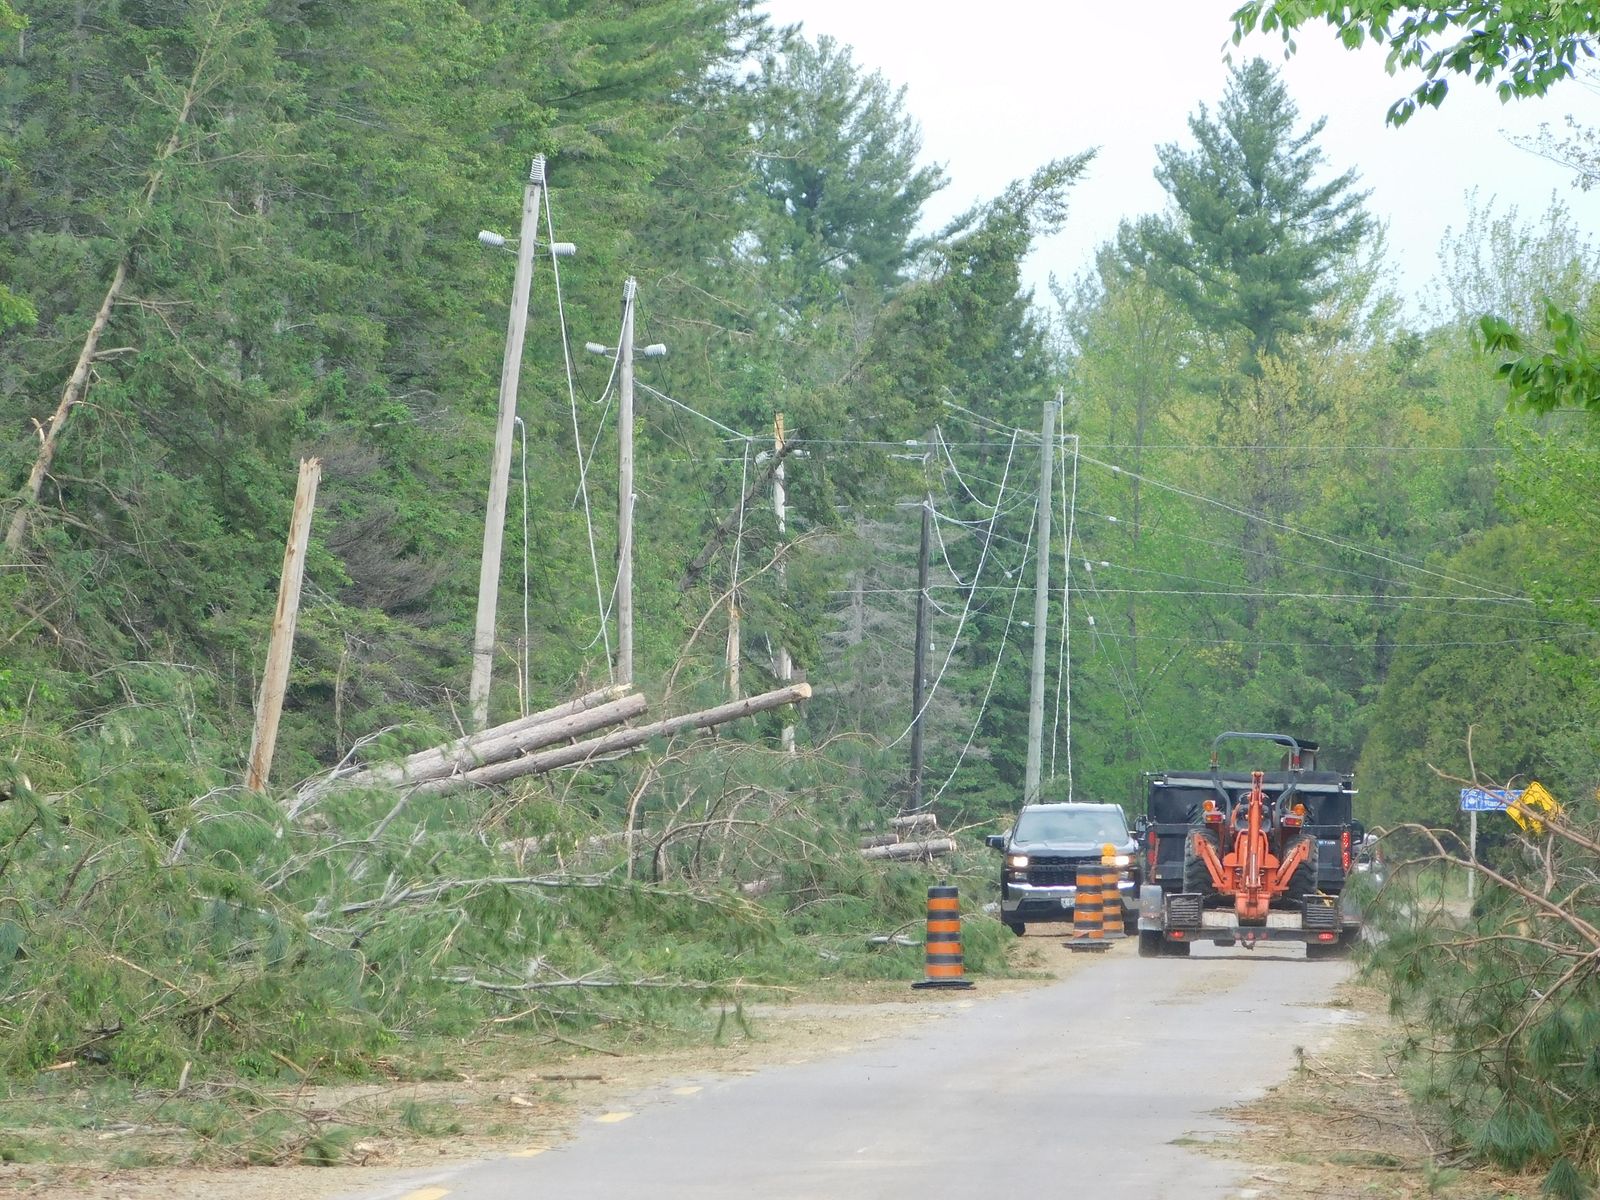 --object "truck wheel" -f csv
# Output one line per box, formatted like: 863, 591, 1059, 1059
1183, 830, 1219, 897
1006, 922, 1026, 937
1137, 930, 1163, 958
1282, 833, 1317, 901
